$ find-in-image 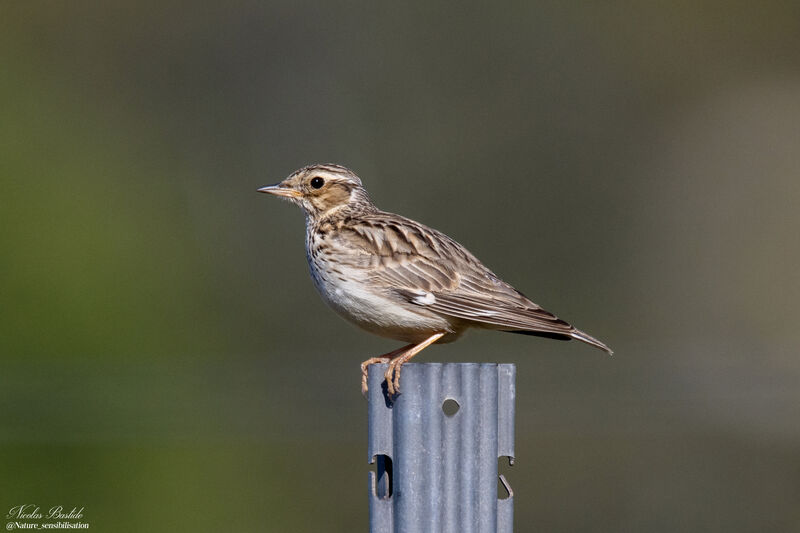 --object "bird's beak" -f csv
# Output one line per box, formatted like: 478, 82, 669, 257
257, 183, 302, 198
